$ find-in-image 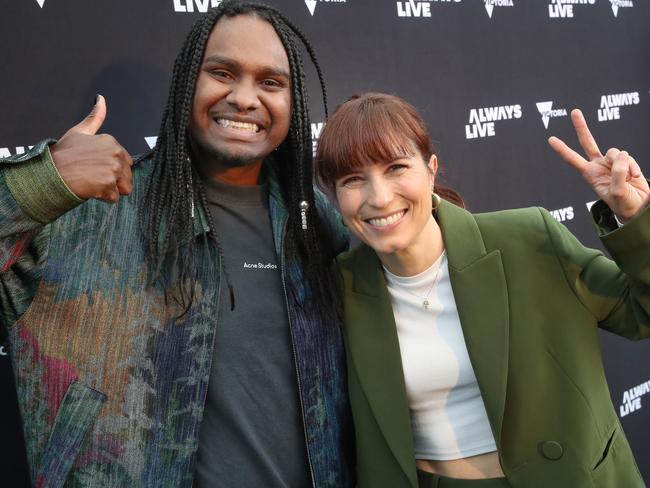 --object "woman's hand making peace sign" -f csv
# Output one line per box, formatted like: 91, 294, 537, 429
548, 109, 649, 223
